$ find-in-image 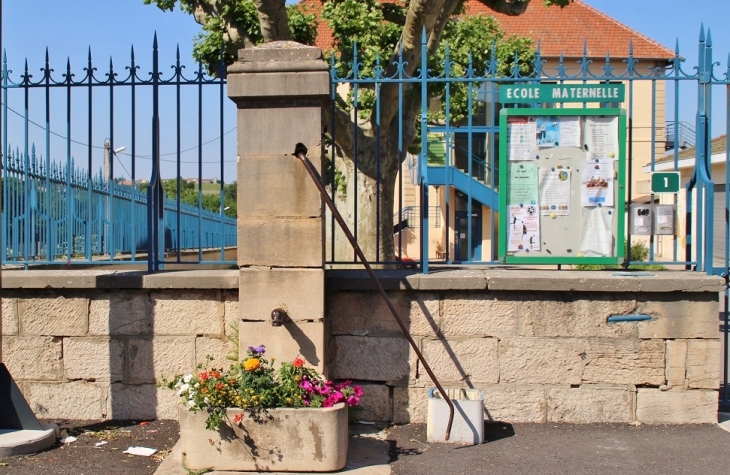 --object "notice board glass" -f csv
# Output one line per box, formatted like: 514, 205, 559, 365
498, 108, 626, 265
